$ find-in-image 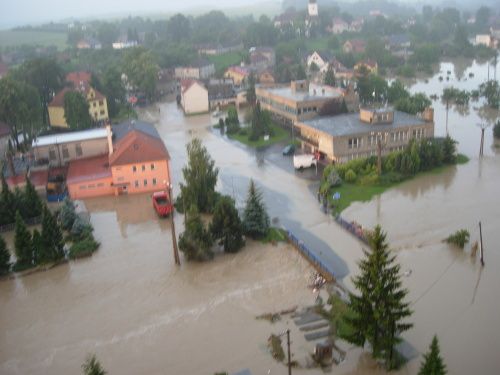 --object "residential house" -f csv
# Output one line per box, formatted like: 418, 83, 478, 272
224, 66, 251, 87
385, 34, 411, 51
48, 84, 109, 128
249, 47, 276, 68
174, 59, 215, 80
207, 79, 237, 109
307, 51, 332, 71
256, 80, 344, 126
354, 59, 378, 74
295, 107, 435, 162
343, 39, 366, 54
331, 17, 349, 34
76, 38, 101, 50
32, 128, 109, 167
322, 58, 354, 80
66, 120, 171, 199
258, 70, 275, 85
66, 71, 91, 87
350, 18, 365, 32
475, 34, 494, 48
180, 79, 209, 115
